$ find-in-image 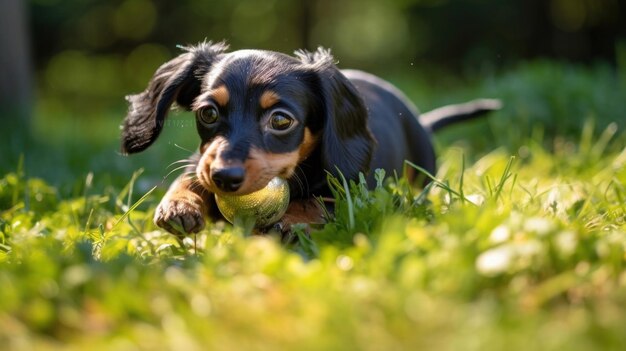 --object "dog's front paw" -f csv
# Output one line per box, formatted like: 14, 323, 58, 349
154, 194, 207, 236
